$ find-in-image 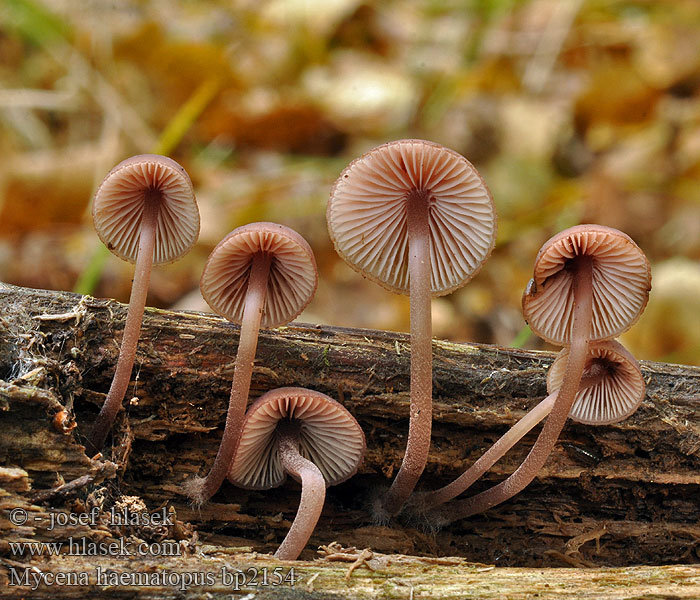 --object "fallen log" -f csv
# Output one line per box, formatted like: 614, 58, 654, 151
1, 282, 699, 598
